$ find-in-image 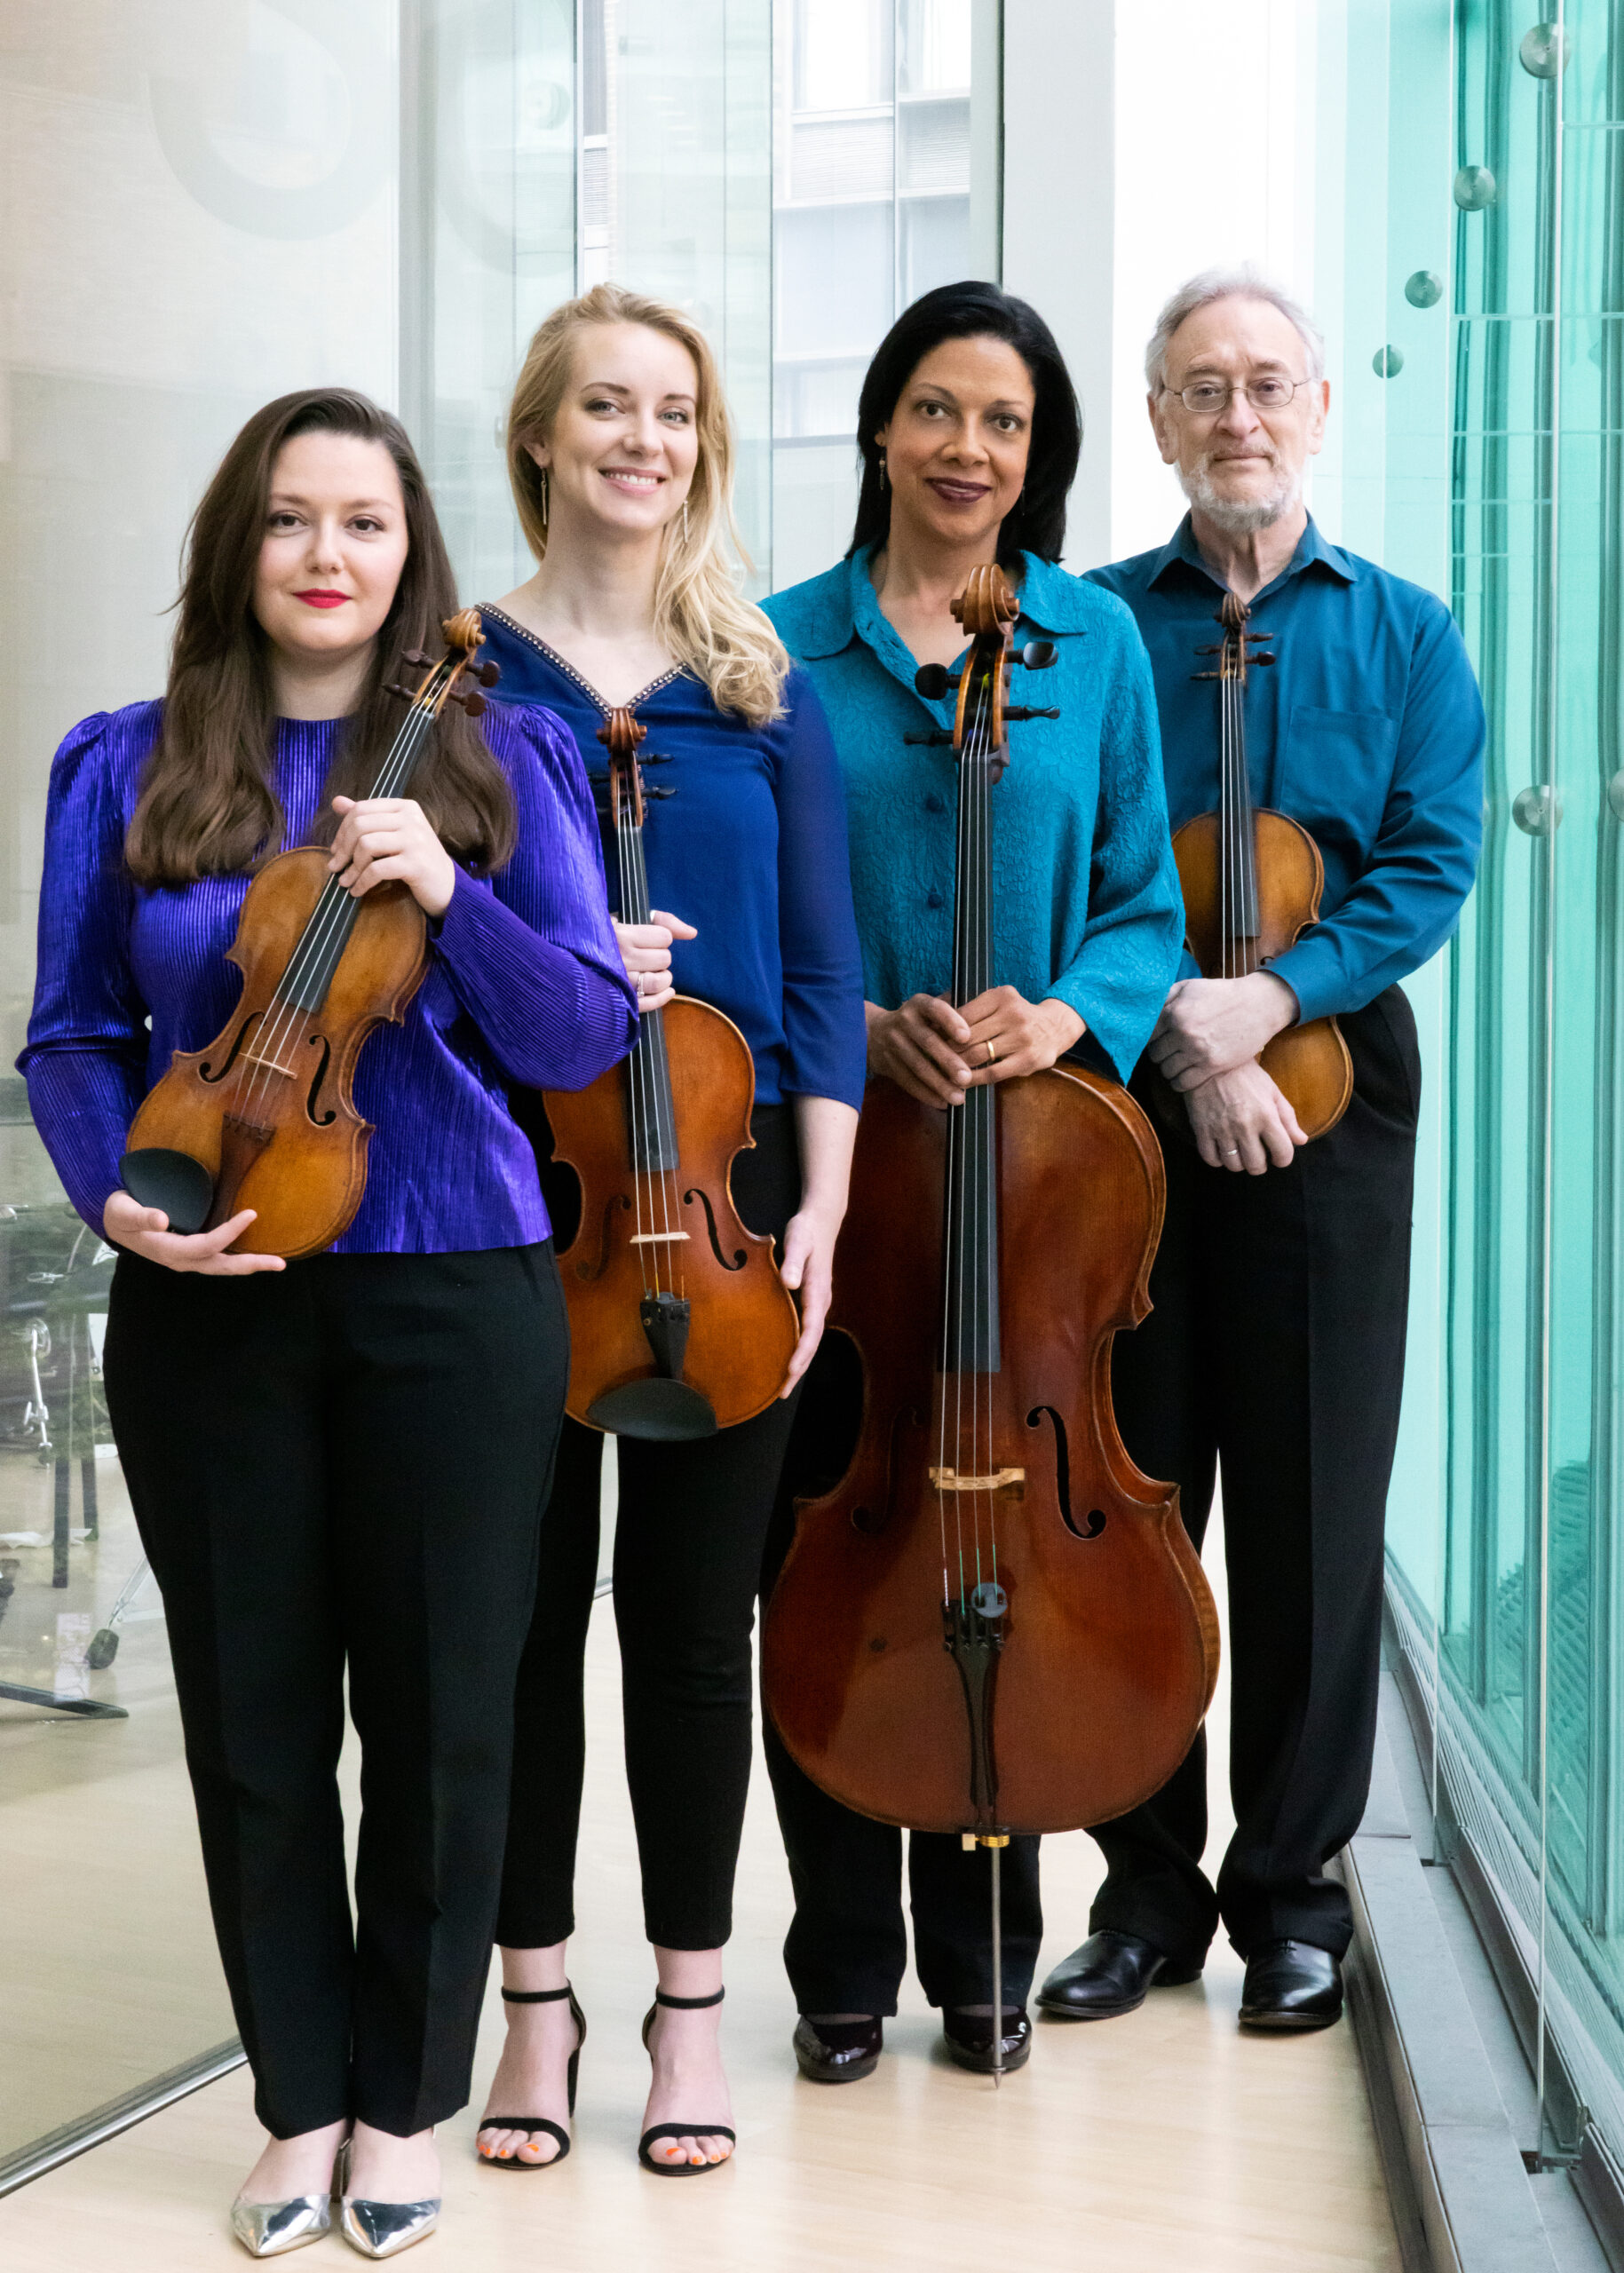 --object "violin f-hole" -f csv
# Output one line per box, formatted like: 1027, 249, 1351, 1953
198, 1011, 259, 1085
1027, 1404, 1108, 1540
304, 1033, 336, 1126
685, 1184, 747, 1271
573, 1192, 630, 1284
